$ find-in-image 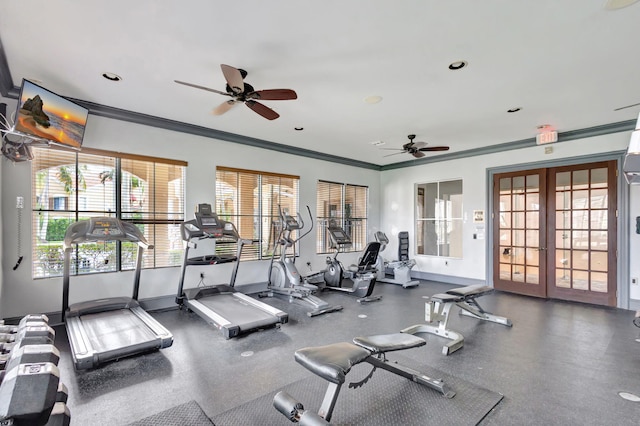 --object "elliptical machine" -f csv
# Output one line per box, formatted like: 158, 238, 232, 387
268, 206, 343, 317
374, 231, 419, 288
323, 223, 382, 303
